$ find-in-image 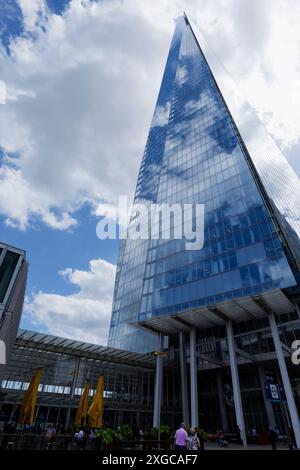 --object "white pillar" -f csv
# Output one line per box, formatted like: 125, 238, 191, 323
226, 319, 247, 445
153, 333, 164, 429
268, 311, 300, 448
179, 331, 190, 426
190, 327, 198, 428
